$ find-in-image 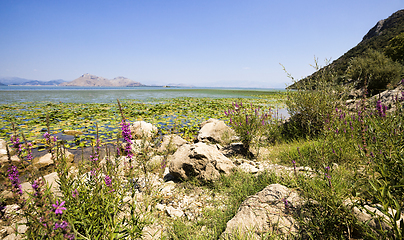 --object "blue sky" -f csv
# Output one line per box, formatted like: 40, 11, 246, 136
0, 1, 402, 88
